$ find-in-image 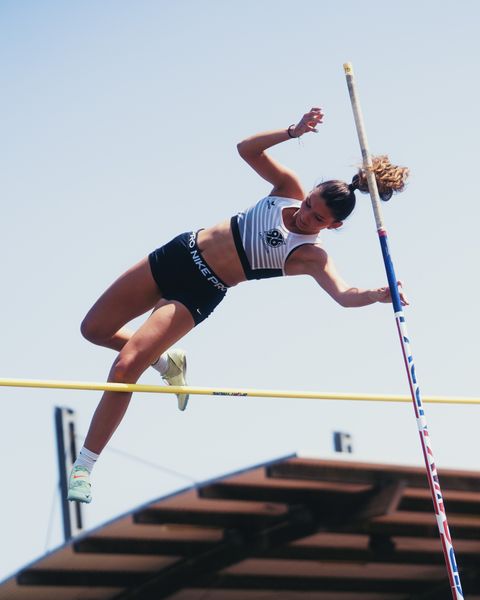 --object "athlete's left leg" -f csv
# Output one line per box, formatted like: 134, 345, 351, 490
80, 257, 163, 352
